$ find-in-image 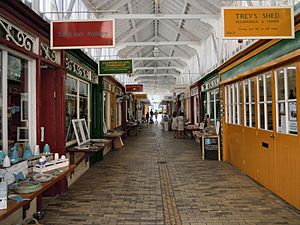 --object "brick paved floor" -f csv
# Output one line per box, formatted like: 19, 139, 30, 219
41, 124, 300, 225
